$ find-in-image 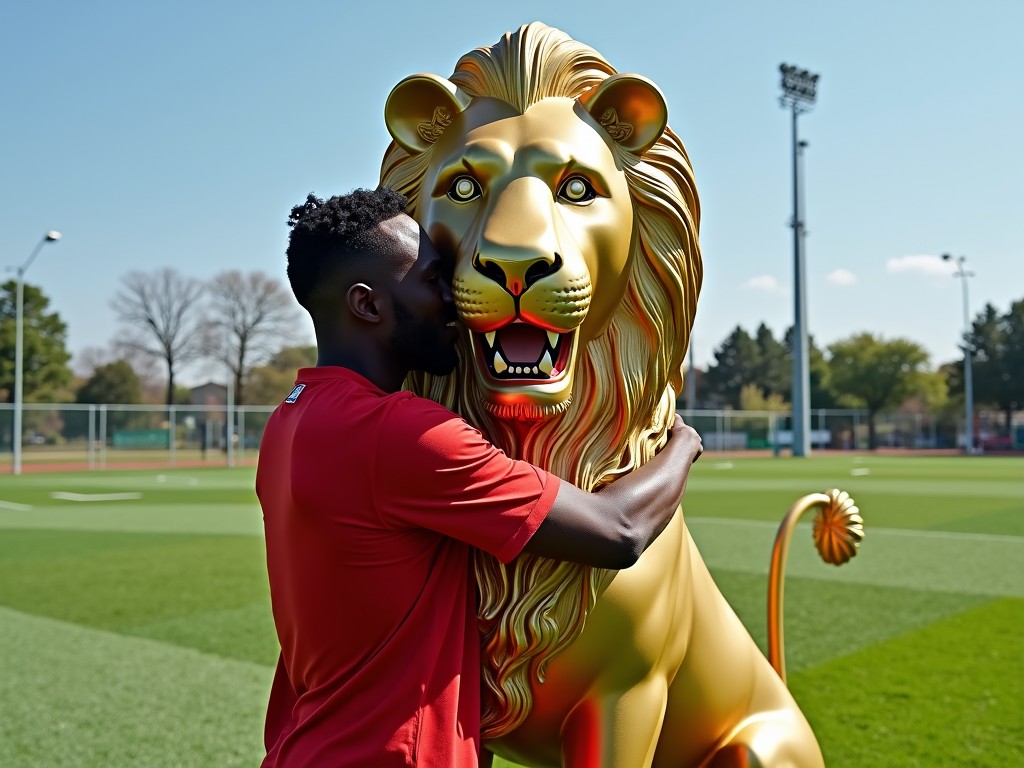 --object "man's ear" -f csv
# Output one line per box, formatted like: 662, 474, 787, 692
346, 283, 381, 324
